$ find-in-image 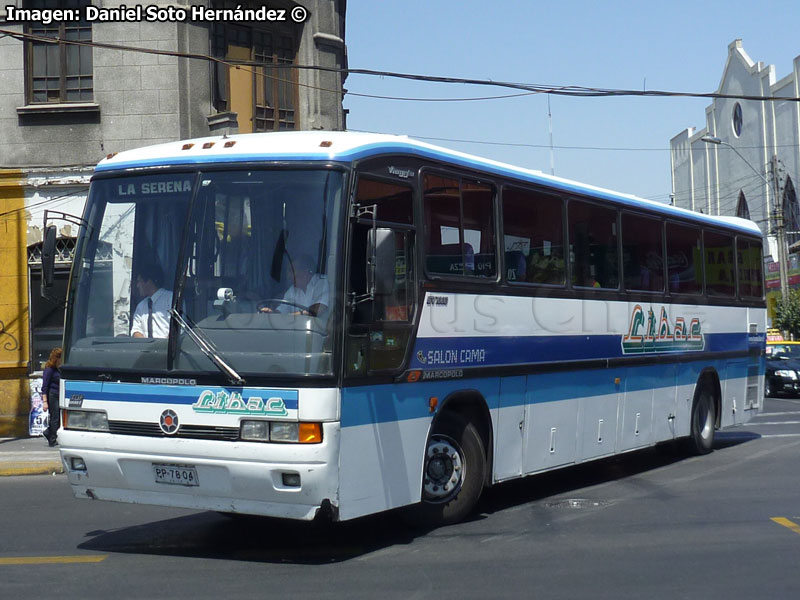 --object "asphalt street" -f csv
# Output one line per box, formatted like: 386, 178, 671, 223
2, 397, 800, 599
